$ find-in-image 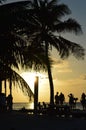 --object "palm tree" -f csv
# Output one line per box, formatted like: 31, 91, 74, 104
24, 0, 85, 105
0, 1, 47, 98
